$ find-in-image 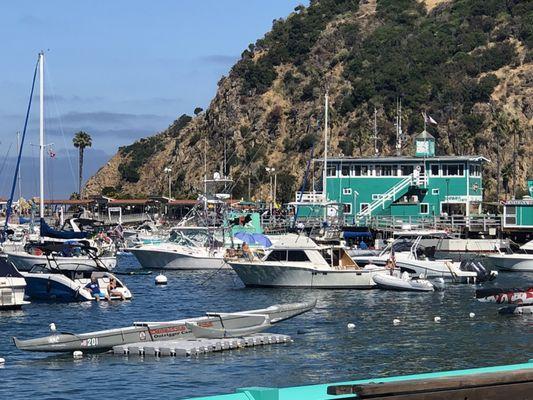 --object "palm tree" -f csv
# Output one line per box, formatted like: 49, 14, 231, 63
72, 131, 92, 198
